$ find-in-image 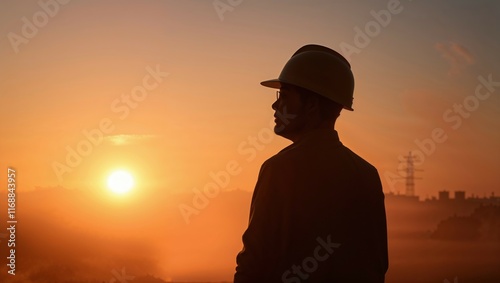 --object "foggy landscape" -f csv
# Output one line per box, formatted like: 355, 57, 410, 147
1, 0, 499, 282
0, 187, 498, 282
